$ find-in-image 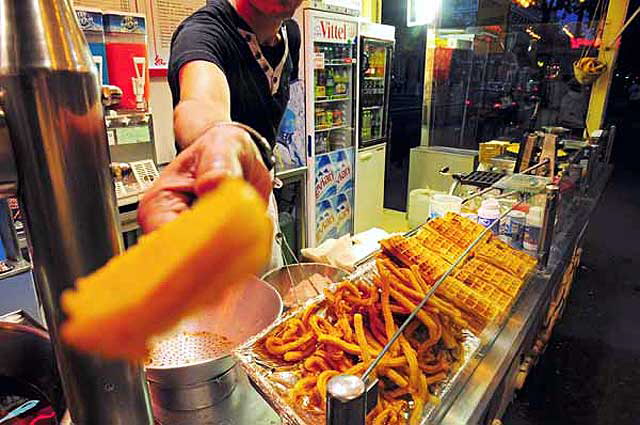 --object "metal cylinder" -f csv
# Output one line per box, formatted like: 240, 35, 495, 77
326, 375, 366, 425
538, 184, 560, 270
604, 125, 616, 165
0, 0, 153, 424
